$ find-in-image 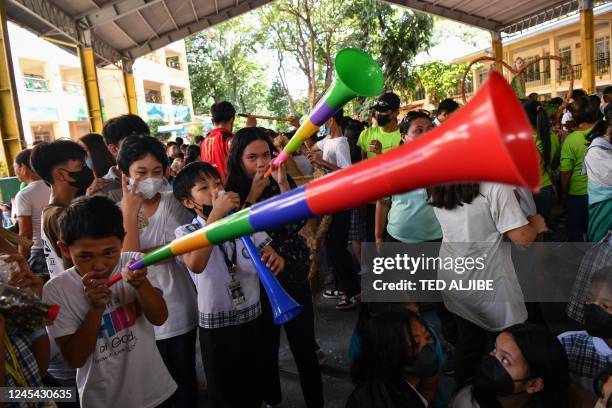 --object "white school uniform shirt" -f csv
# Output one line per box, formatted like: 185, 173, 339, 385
175, 216, 271, 329
432, 183, 529, 331
316, 136, 352, 169
138, 191, 197, 339
13, 180, 50, 250
43, 252, 177, 408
